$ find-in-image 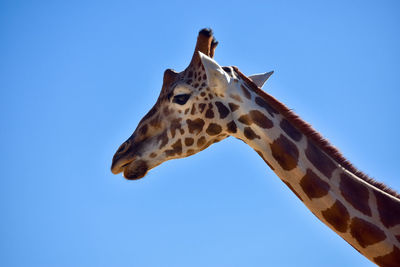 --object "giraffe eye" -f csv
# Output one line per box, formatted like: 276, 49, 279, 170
172, 94, 191, 105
